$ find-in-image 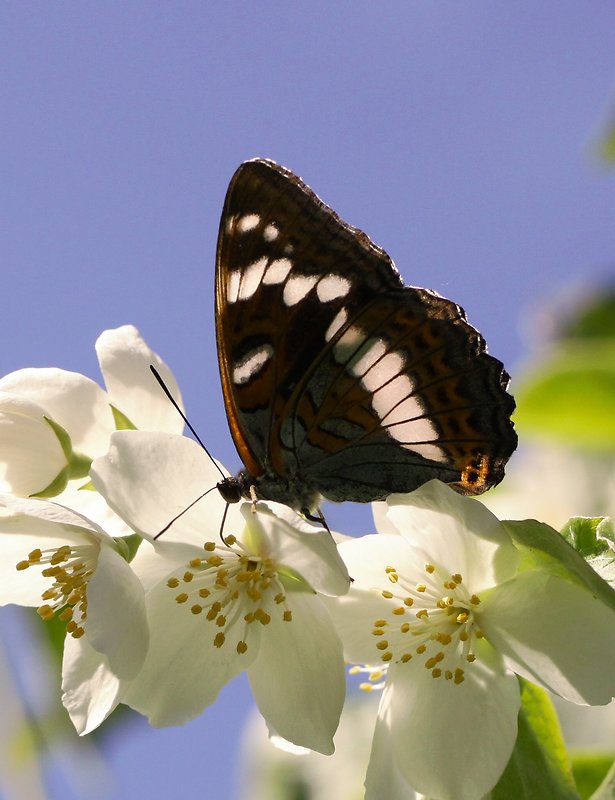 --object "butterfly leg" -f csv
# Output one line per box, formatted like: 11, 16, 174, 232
300, 507, 332, 535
